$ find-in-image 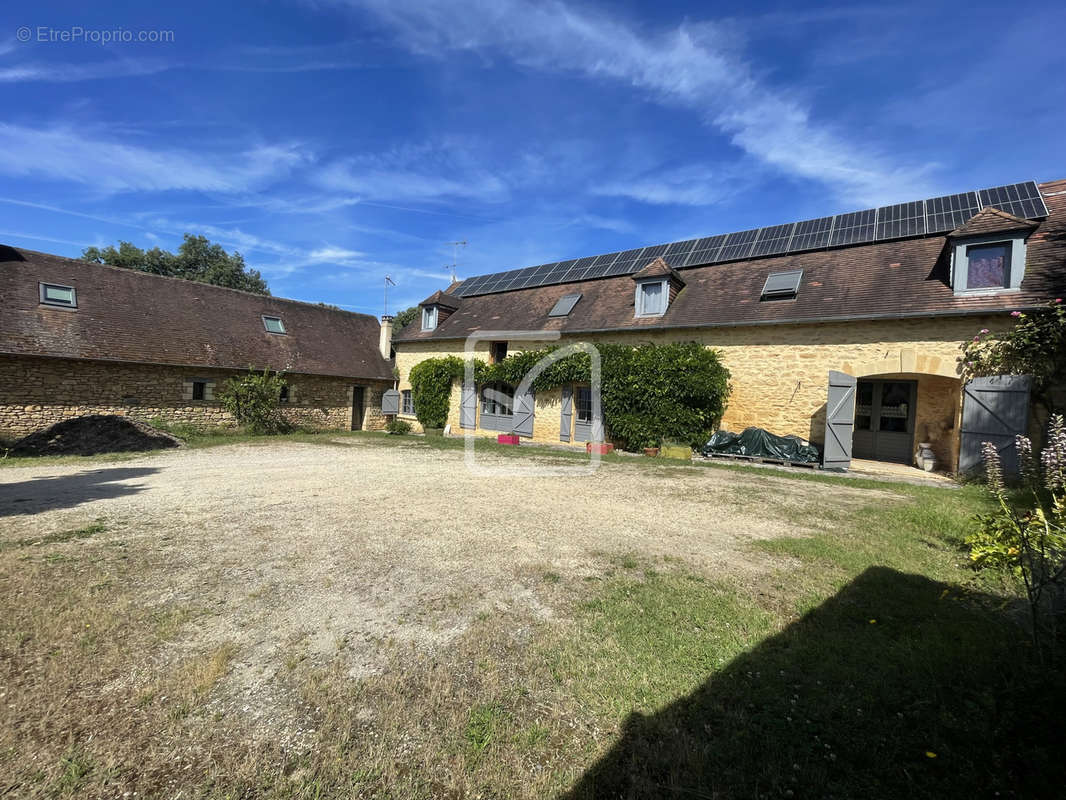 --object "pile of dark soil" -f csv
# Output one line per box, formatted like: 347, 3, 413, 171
9, 415, 184, 456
